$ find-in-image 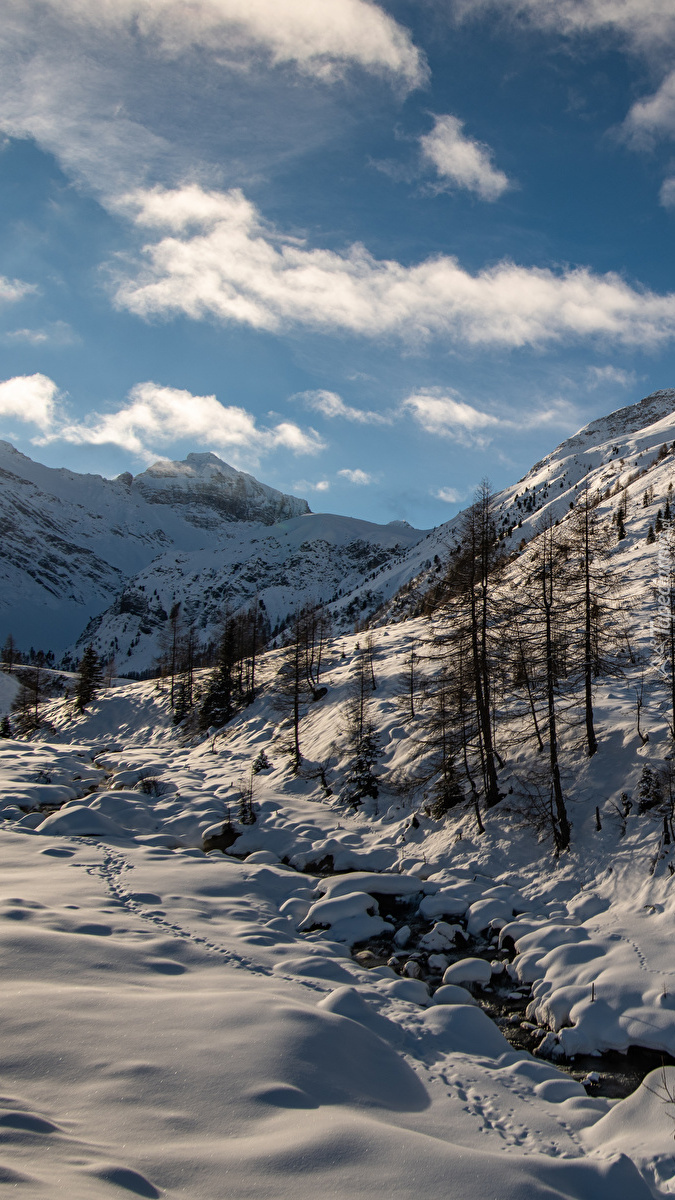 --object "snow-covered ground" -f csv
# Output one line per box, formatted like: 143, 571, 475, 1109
0, 824, 656, 1200
0, 669, 19, 717
2, 607, 675, 1197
